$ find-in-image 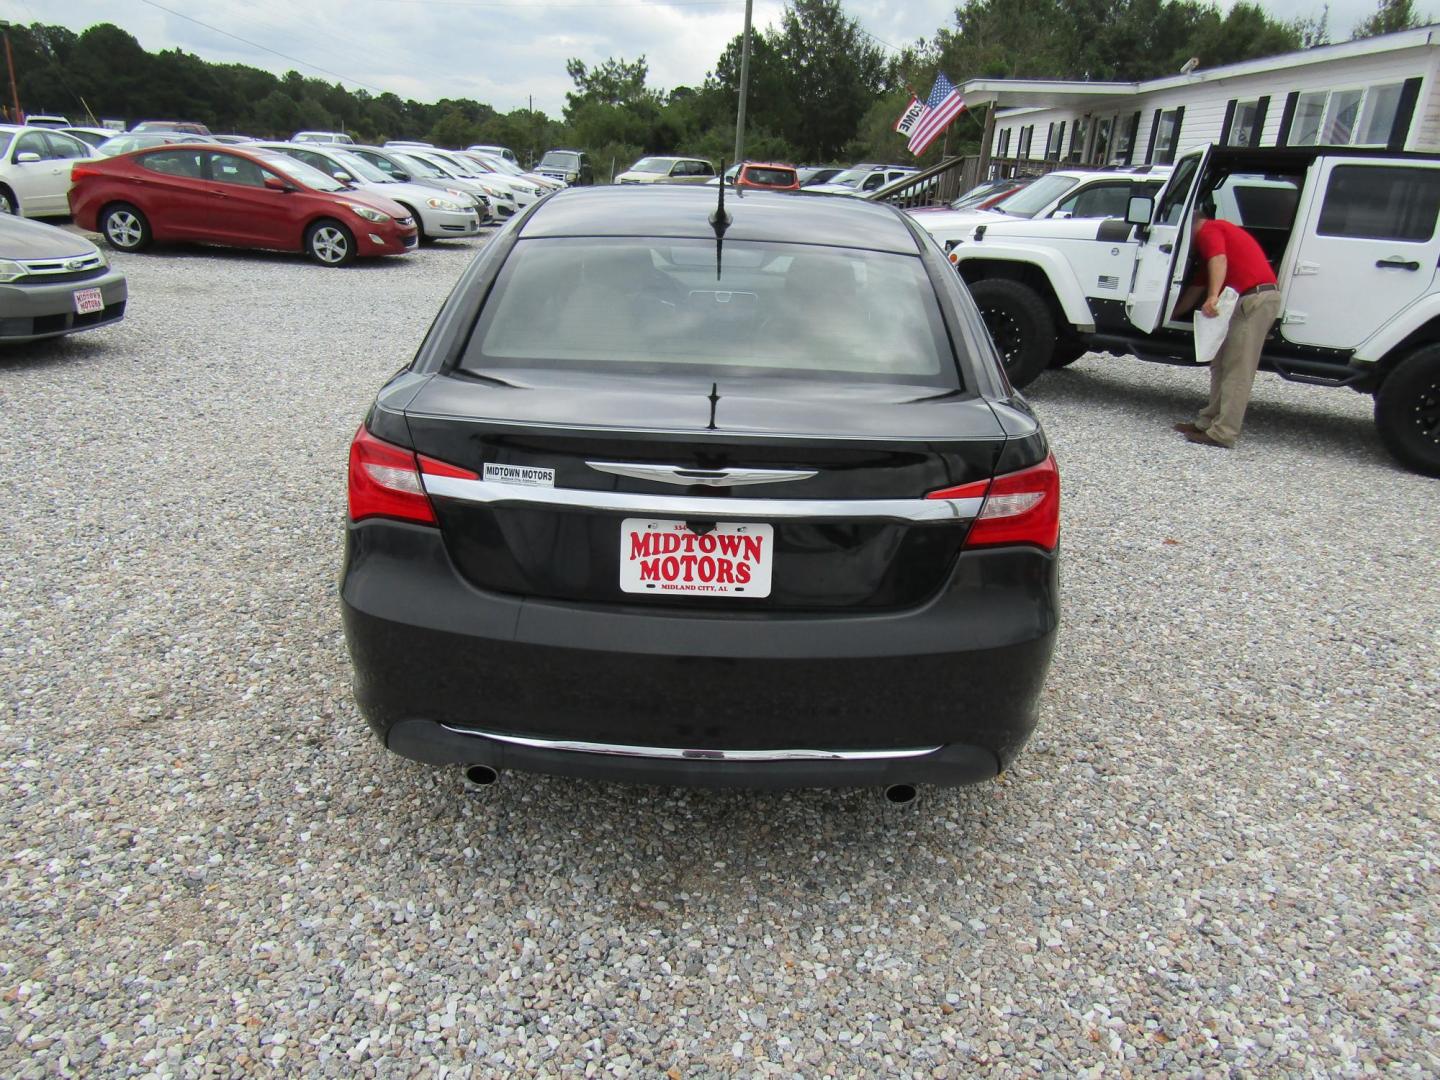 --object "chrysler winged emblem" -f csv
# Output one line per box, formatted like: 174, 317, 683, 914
586, 462, 816, 487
